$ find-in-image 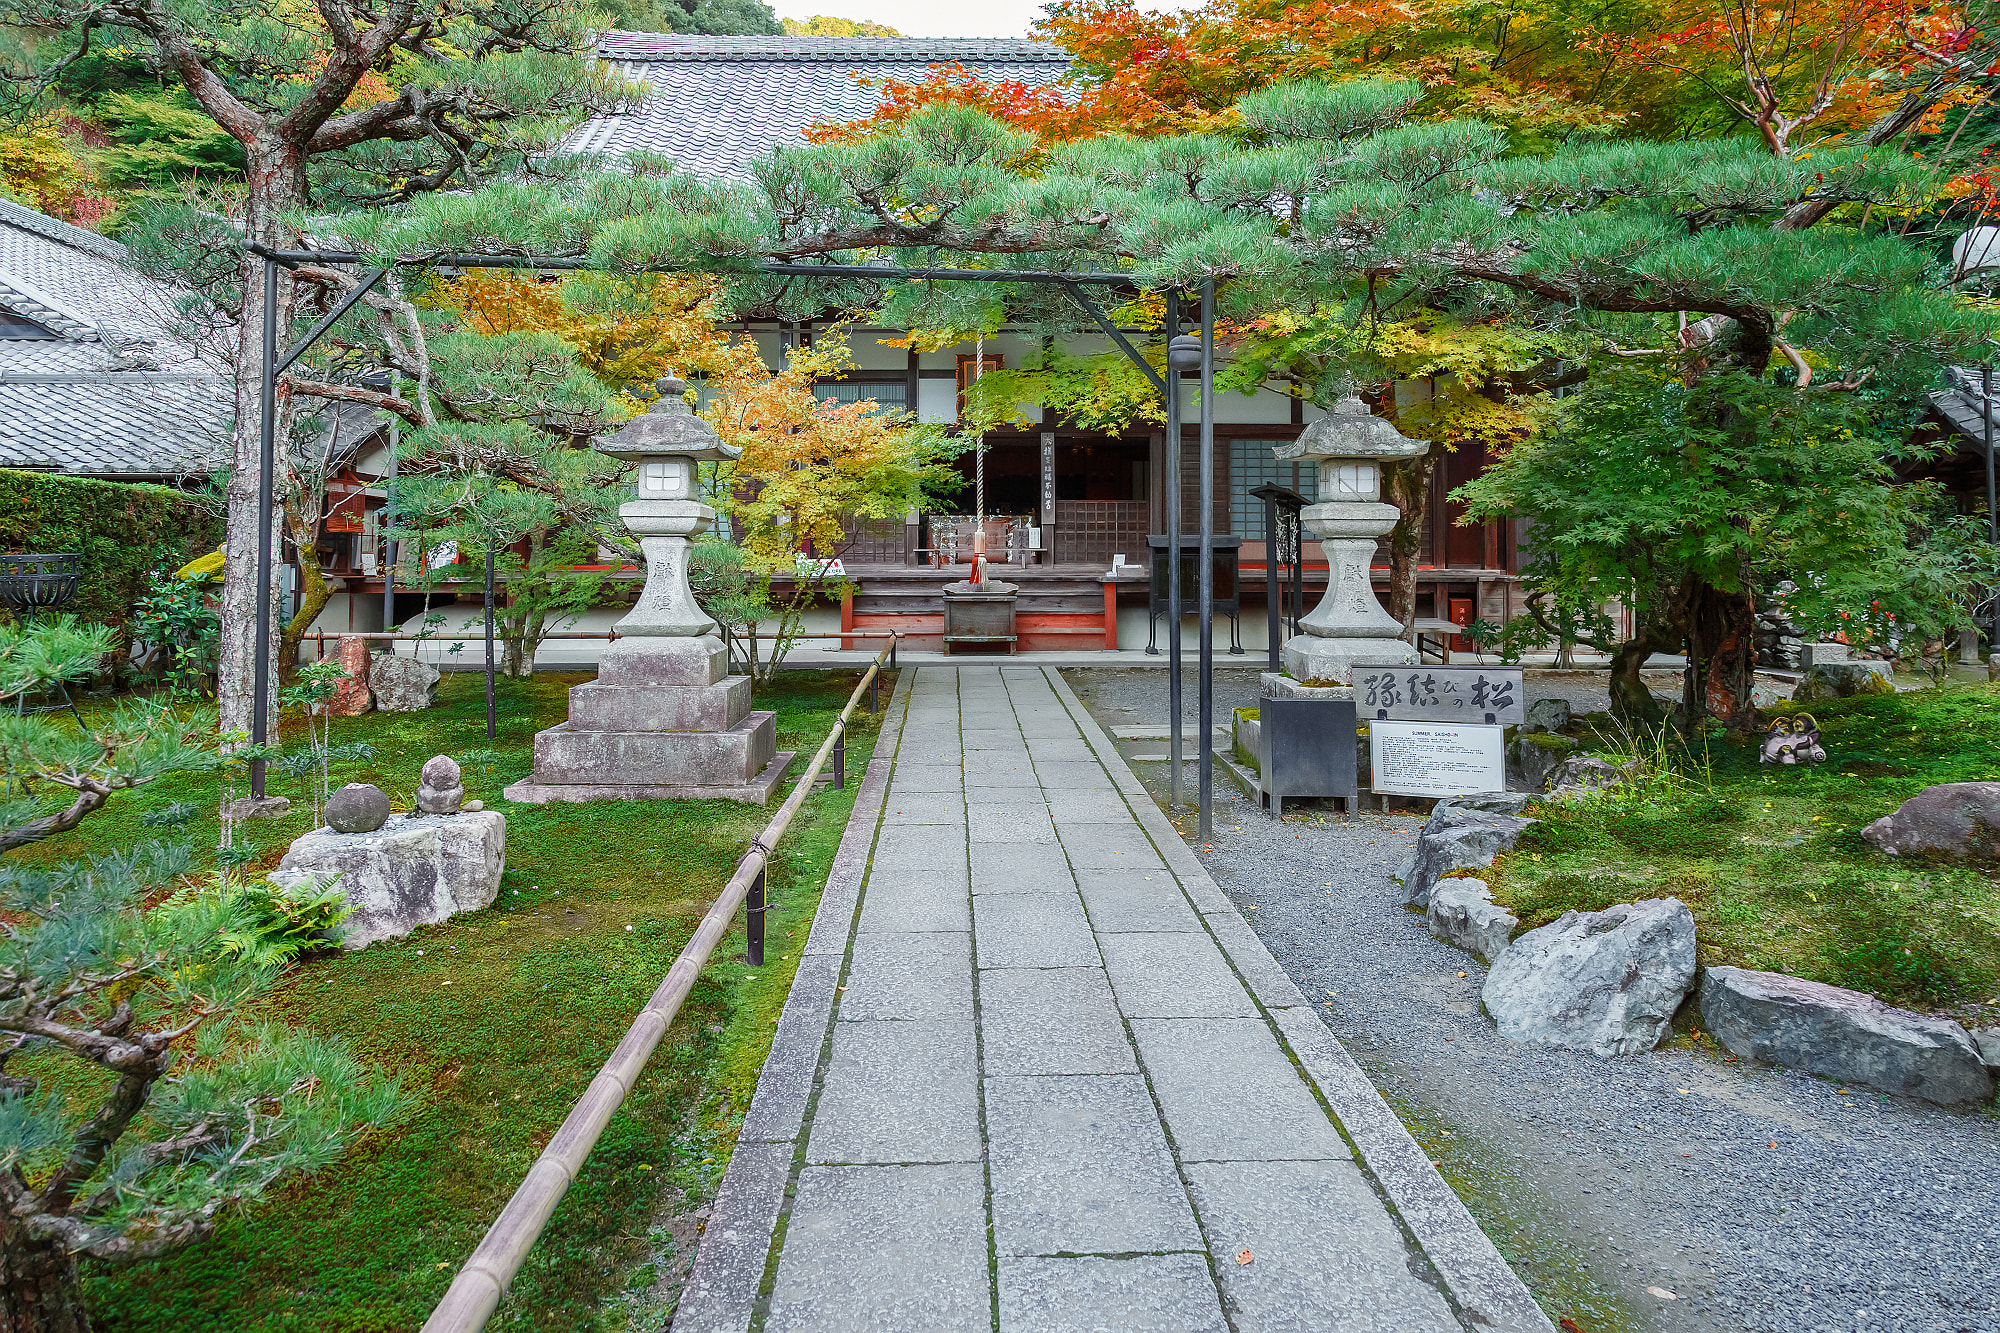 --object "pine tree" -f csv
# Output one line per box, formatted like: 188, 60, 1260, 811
335, 81, 1991, 721
0, 0, 641, 748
